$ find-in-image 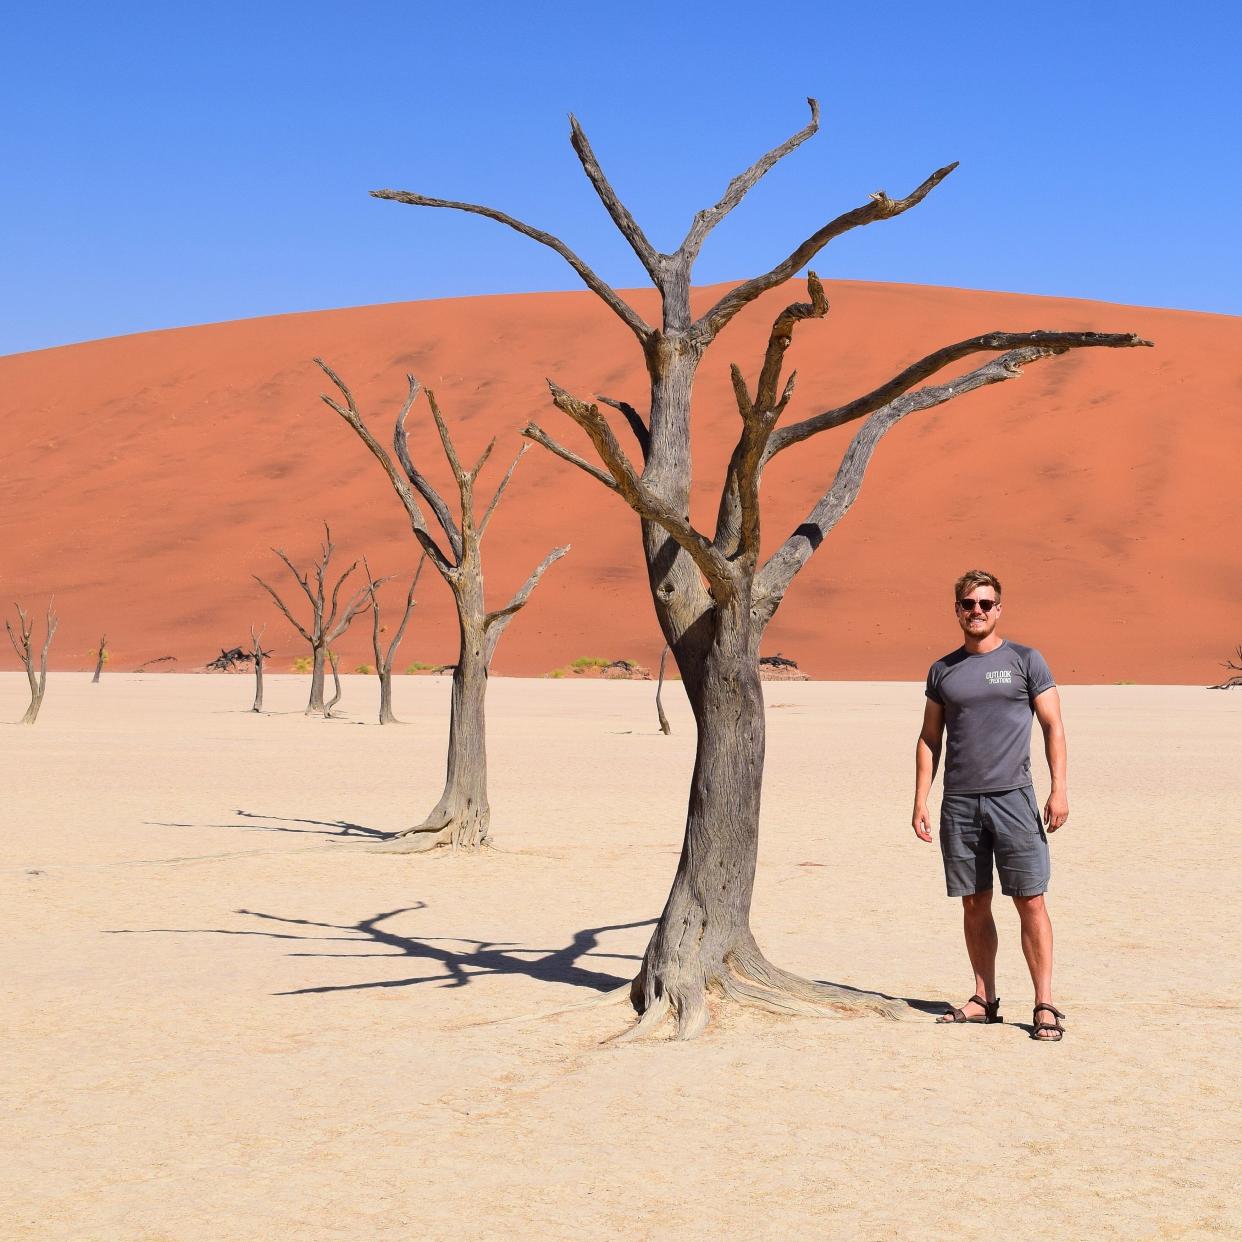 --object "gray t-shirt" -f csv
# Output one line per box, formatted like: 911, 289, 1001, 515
925, 640, 1056, 793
